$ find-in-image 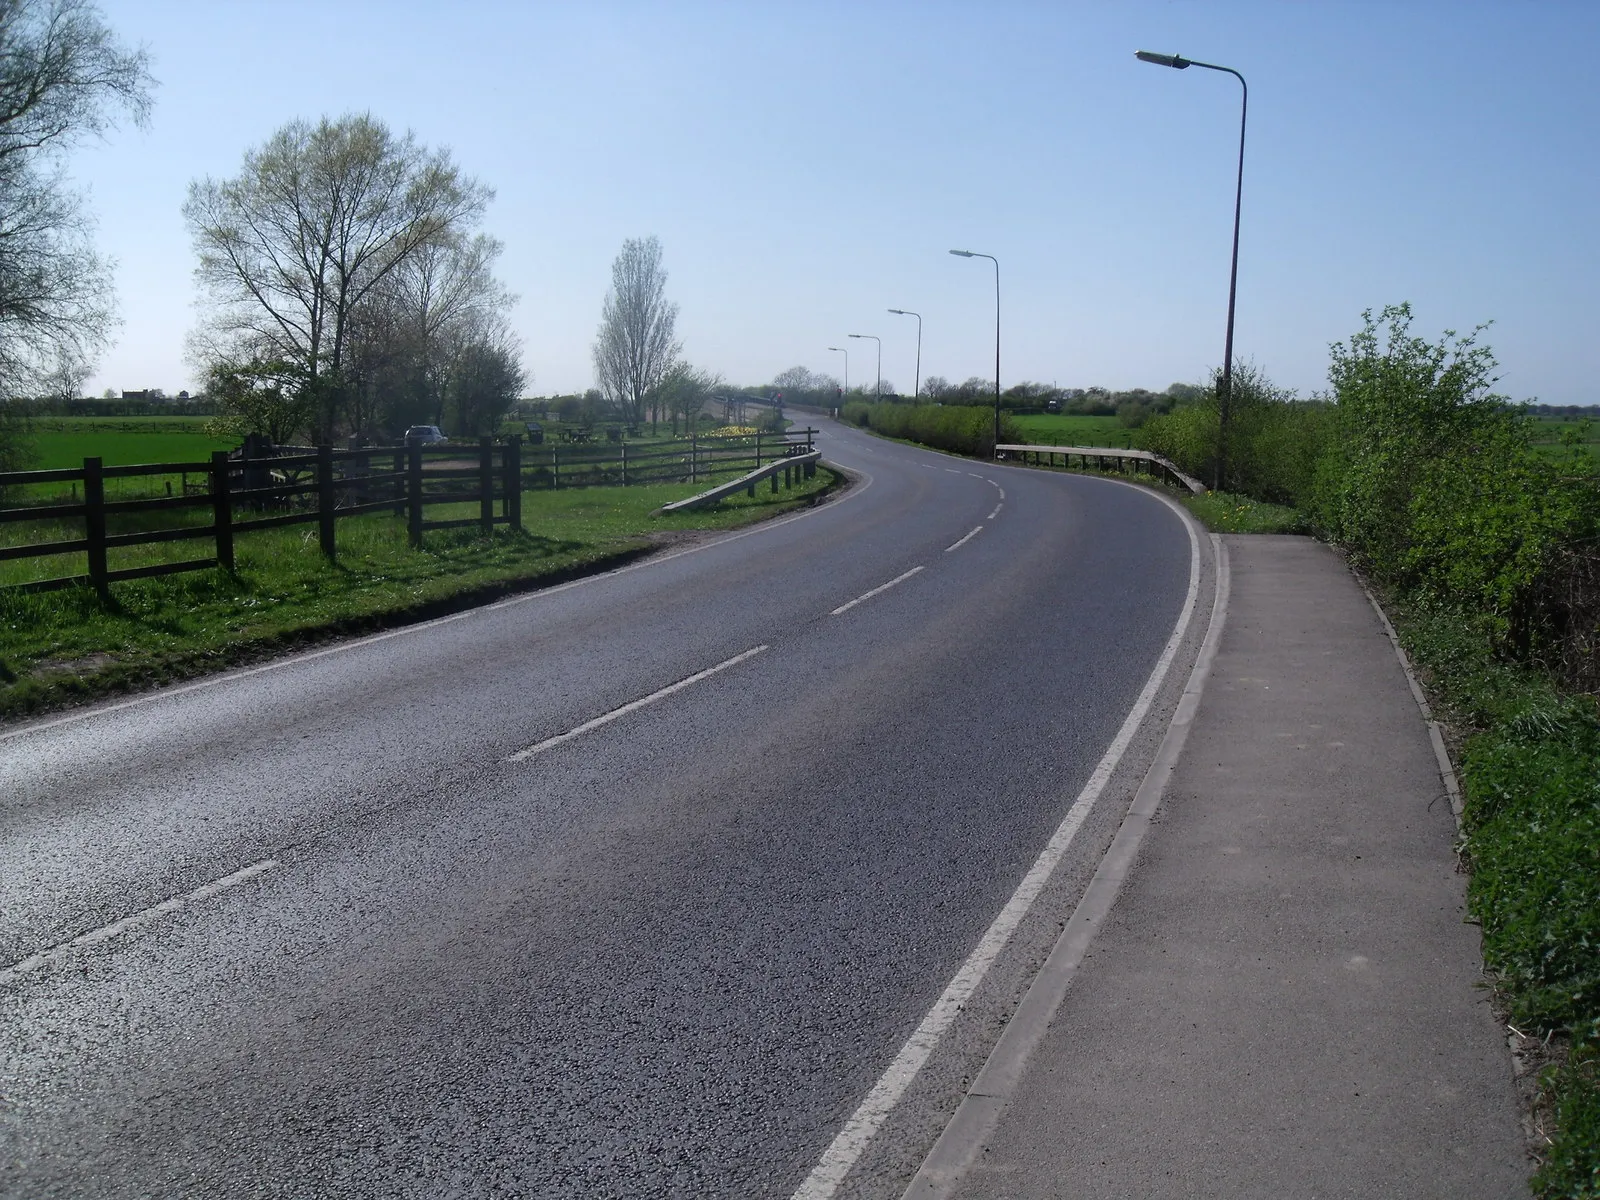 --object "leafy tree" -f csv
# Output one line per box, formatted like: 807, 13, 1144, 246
444, 326, 524, 436
204, 357, 314, 445
592, 236, 681, 431
0, 0, 152, 472
185, 113, 491, 440
656, 362, 720, 435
